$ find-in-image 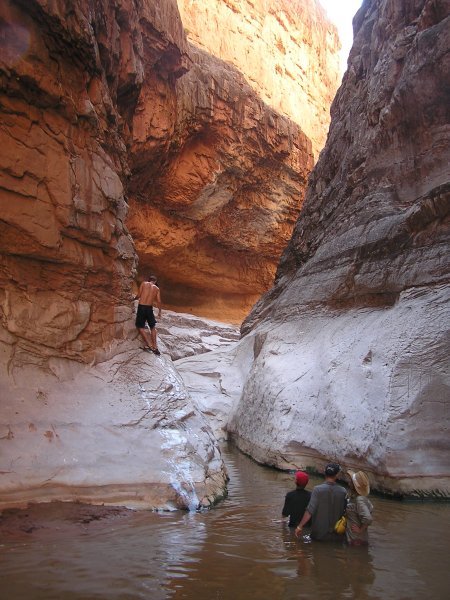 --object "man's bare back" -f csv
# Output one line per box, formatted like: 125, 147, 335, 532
138, 281, 161, 309
134, 277, 162, 354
